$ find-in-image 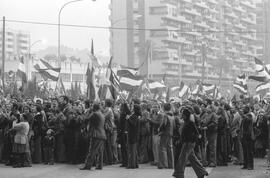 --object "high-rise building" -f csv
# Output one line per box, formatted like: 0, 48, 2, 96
110, 0, 257, 88
0, 28, 30, 61
256, 0, 270, 63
